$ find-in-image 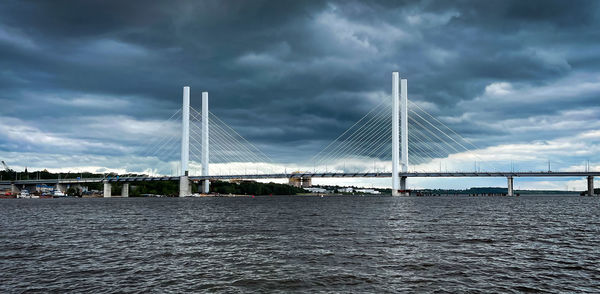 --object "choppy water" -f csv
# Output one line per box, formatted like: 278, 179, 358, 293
1, 196, 599, 293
